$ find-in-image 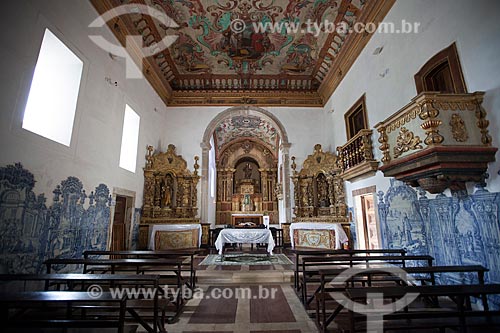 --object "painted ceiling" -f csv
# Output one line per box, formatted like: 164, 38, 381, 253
214, 115, 279, 154
91, 0, 394, 106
